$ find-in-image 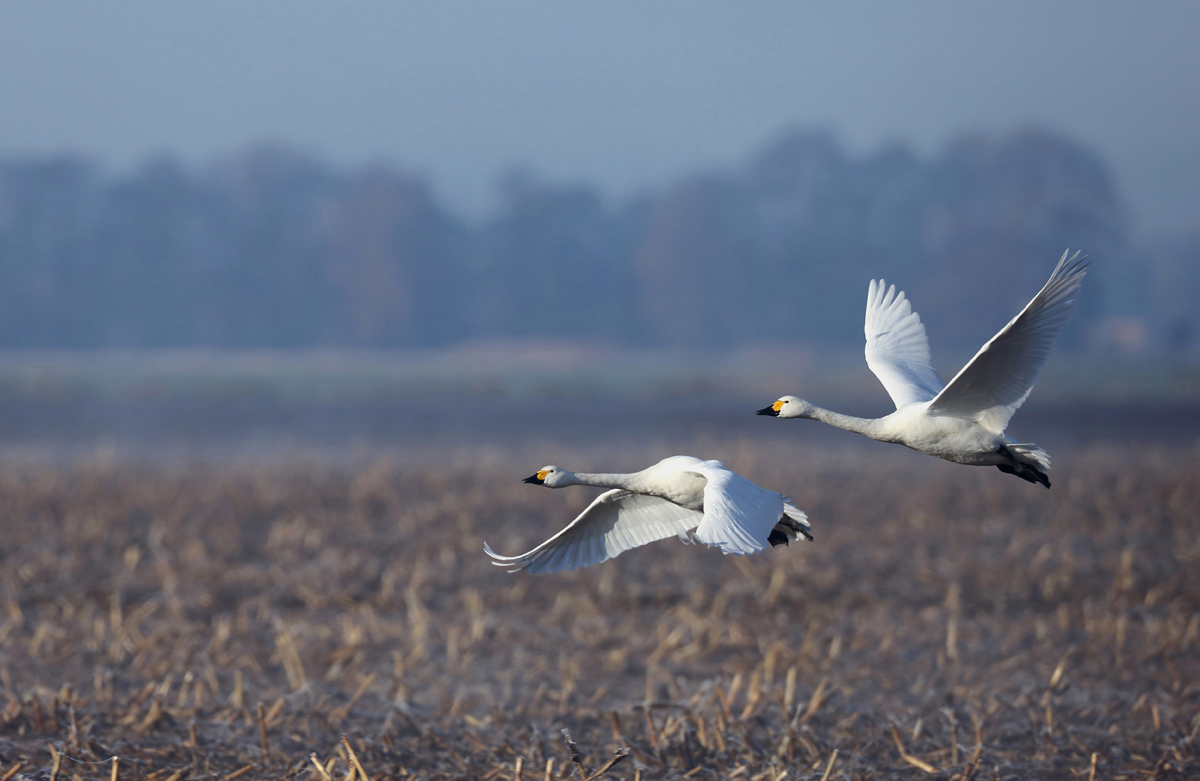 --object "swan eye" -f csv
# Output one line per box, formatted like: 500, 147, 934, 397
536, 470, 551, 481
772, 400, 785, 412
